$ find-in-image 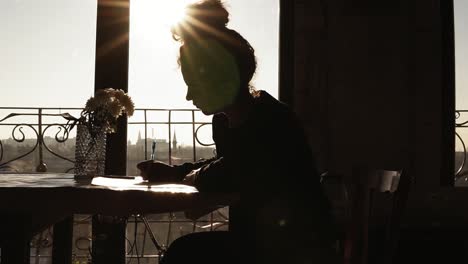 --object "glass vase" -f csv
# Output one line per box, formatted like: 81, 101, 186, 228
74, 124, 107, 179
